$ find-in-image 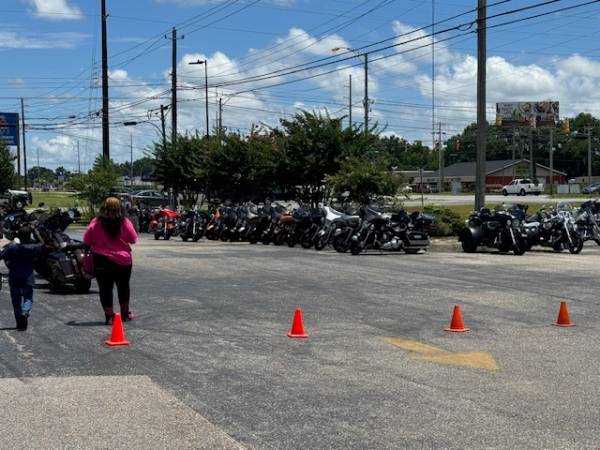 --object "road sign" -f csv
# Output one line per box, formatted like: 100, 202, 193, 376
0, 112, 19, 146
